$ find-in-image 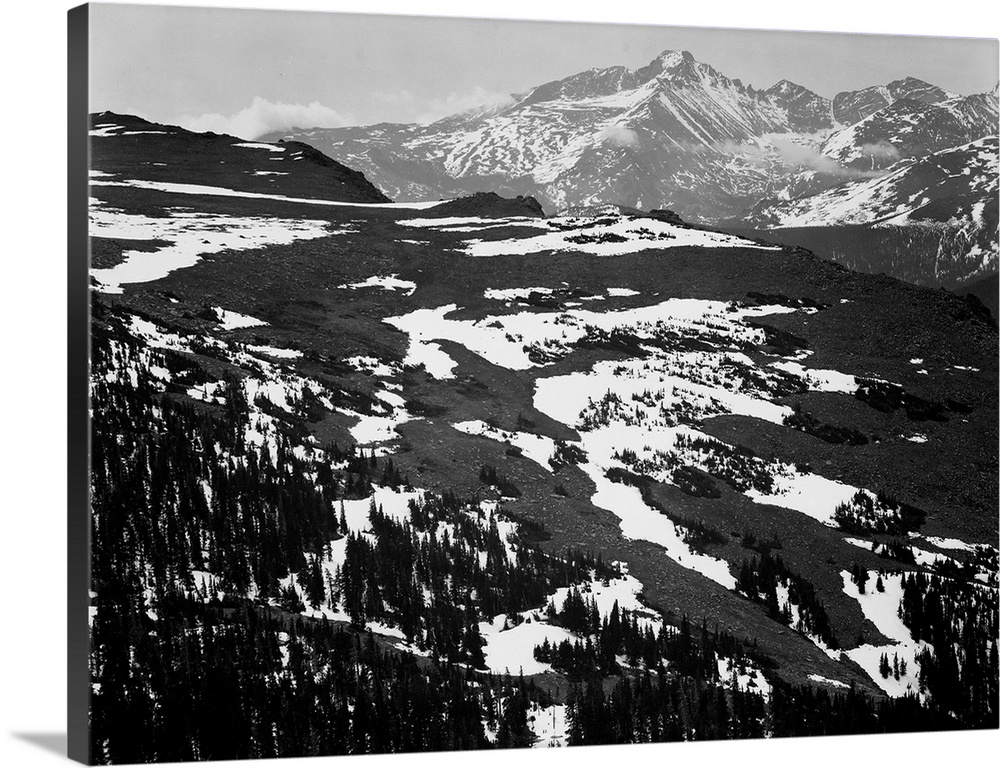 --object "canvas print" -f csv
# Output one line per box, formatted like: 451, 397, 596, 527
73, 2, 999, 763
